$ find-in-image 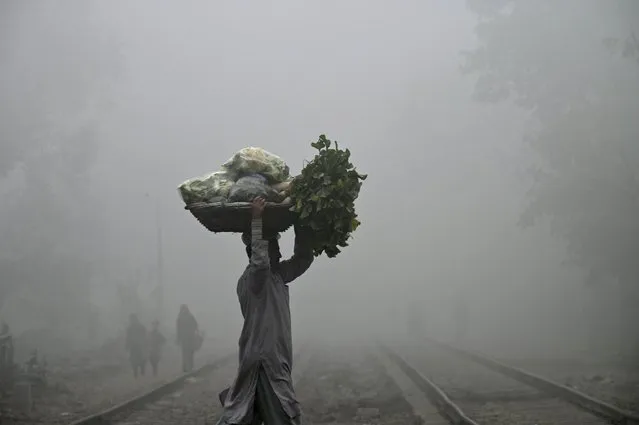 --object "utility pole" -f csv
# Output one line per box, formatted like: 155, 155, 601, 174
145, 193, 164, 323
155, 200, 164, 323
